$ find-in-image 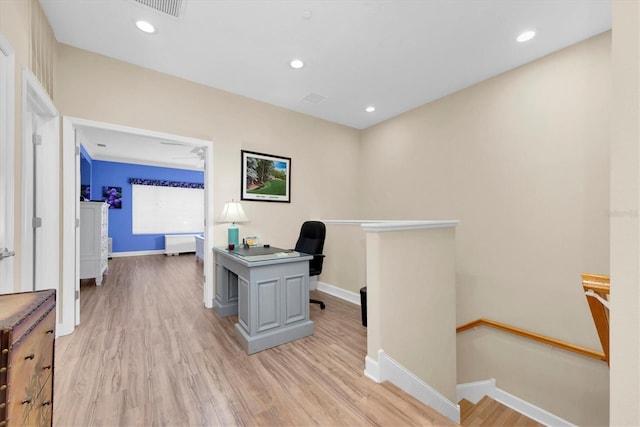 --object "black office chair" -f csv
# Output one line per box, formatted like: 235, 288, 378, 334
294, 221, 326, 310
